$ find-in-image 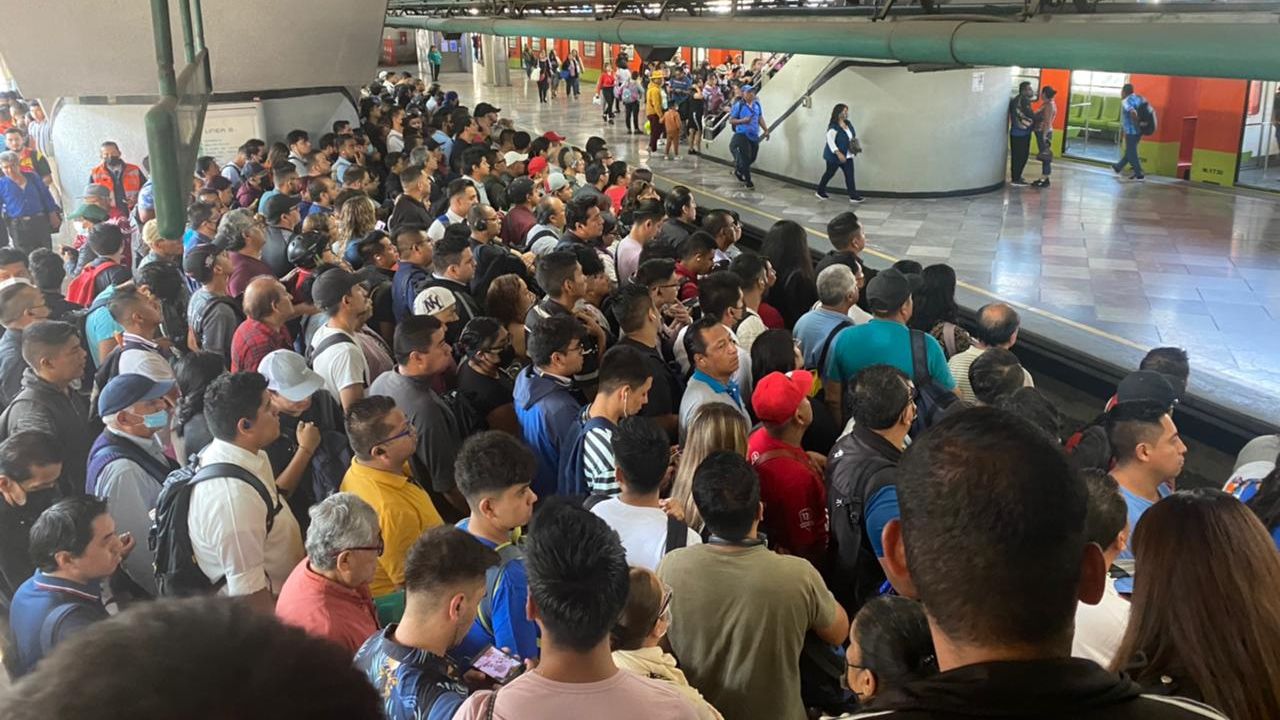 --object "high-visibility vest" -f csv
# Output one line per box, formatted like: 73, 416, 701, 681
89, 162, 145, 210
